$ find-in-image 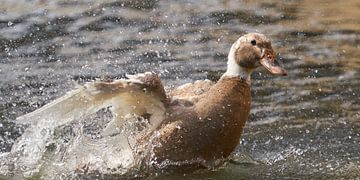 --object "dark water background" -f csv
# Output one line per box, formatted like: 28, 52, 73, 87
0, 0, 359, 179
